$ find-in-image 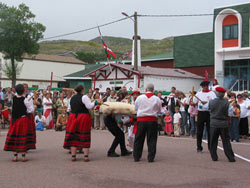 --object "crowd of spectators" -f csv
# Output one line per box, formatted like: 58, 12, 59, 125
0, 84, 249, 143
